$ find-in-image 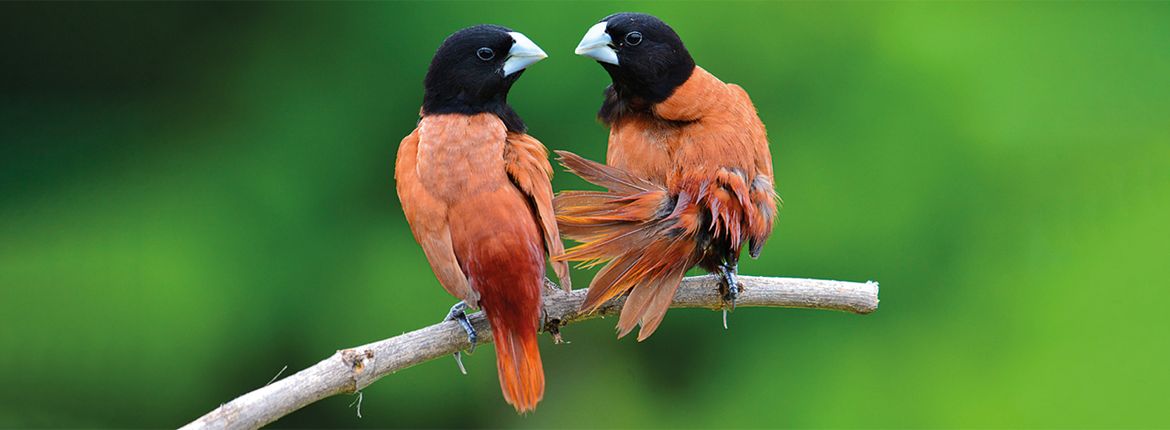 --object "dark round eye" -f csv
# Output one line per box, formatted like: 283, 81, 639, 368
624, 31, 643, 46
476, 47, 495, 61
